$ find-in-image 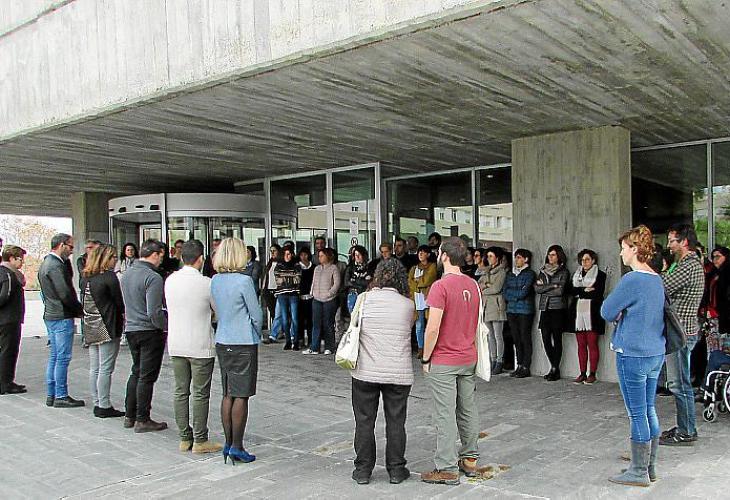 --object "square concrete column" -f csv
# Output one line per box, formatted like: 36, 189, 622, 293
511, 125, 631, 383
71, 192, 114, 244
